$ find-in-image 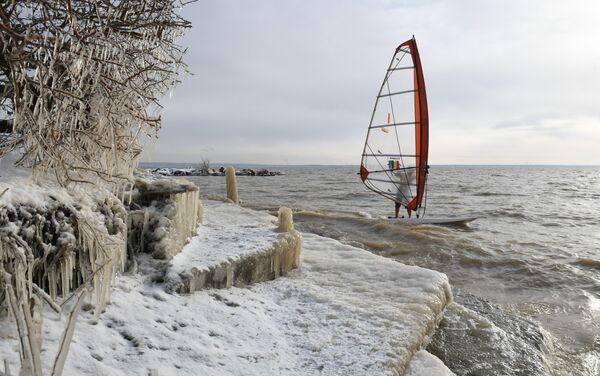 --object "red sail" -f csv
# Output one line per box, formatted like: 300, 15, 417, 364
399, 38, 429, 212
